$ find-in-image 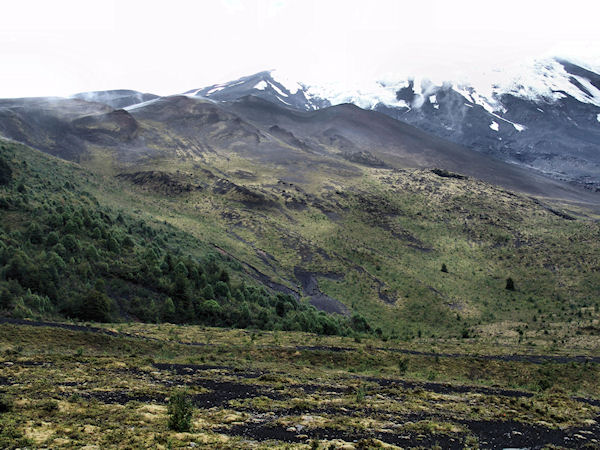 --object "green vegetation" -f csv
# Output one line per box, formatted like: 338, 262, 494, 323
2, 134, 600, 344
167, 390, 194, 432
0, 322, 597, 448
0, 142, 366, 336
